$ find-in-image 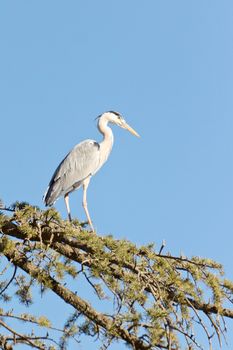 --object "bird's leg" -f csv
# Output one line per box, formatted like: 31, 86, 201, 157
64, 194, 72, 222
82, 178, 94, 232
